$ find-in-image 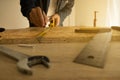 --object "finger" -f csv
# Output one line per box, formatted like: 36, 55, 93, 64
55, 17, 60, 26
29, 11, 38, 26
43, 12, 48, 25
